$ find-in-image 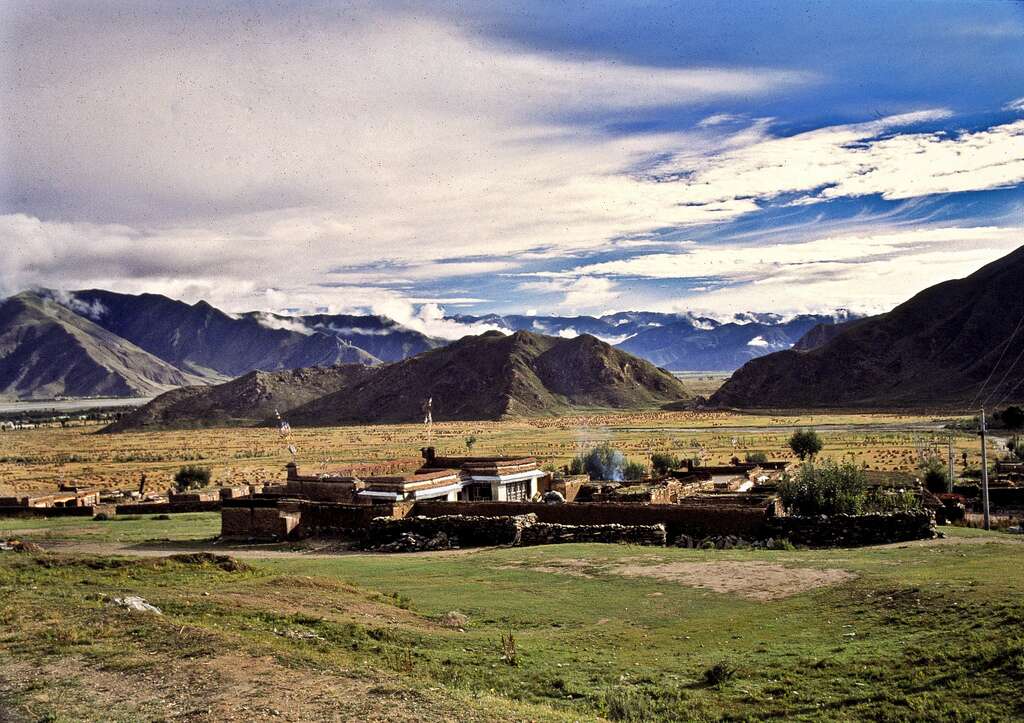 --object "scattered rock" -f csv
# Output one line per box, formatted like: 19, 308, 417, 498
440, 611, 469, 628
1, 539, 44, 554
110, 596, 162, 614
